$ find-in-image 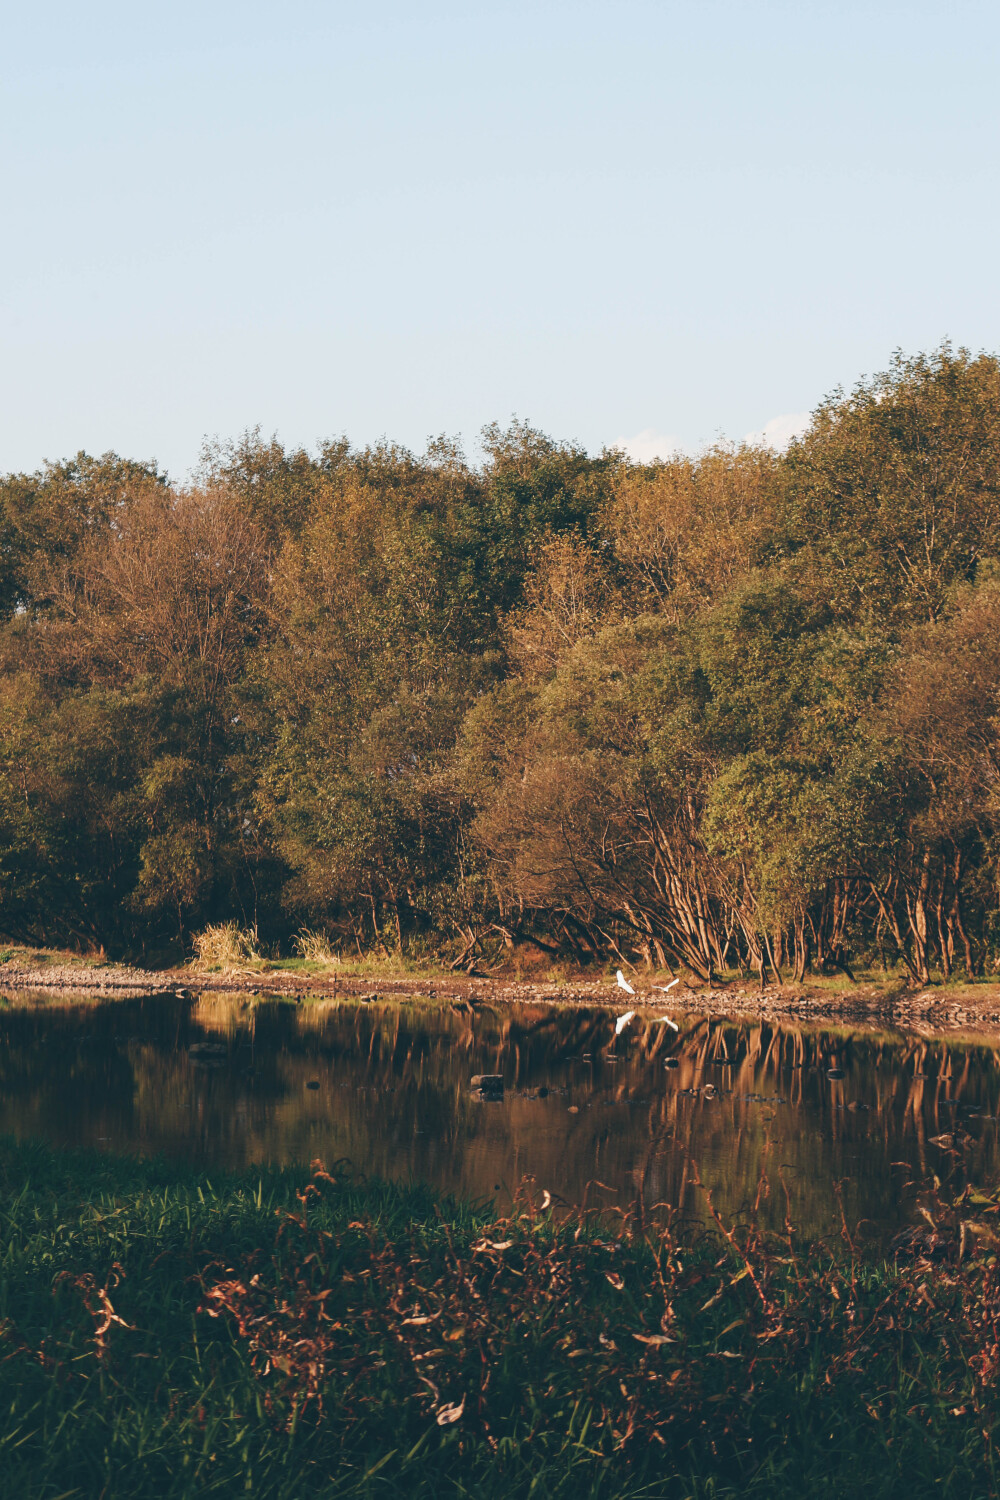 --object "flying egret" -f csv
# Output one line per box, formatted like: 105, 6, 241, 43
651, 1016, 680, 1031
653, 979, 679, 993
615, 970, 635, 995
614, 1010, 636, 1036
